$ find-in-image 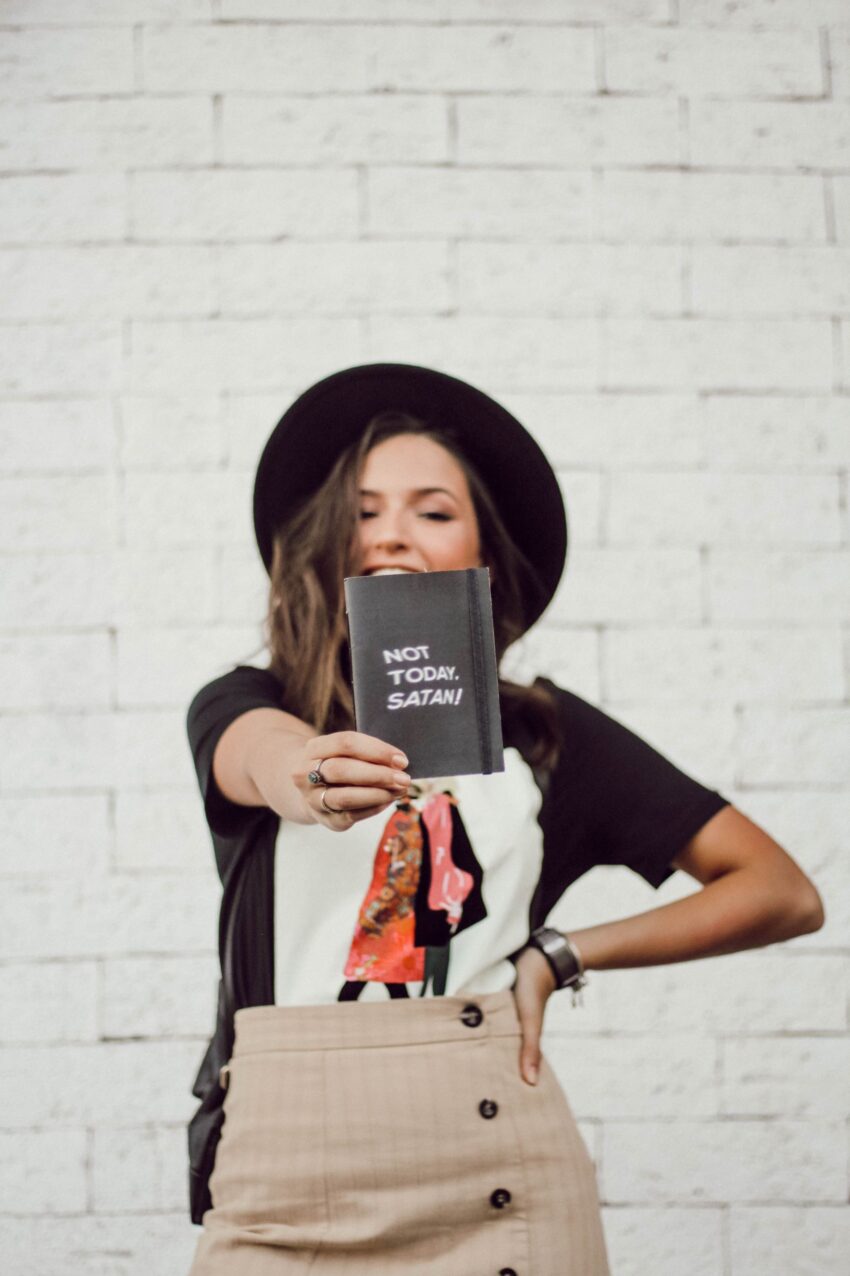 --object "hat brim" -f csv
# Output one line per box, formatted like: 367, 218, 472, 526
253, 363, 567, 631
